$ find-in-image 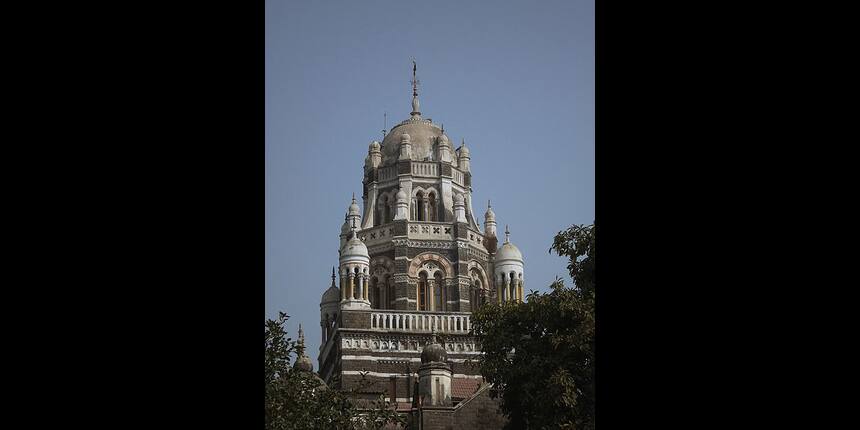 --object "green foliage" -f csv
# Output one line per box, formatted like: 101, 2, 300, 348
471, 223, 595, 430
265, 312, 406, 430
